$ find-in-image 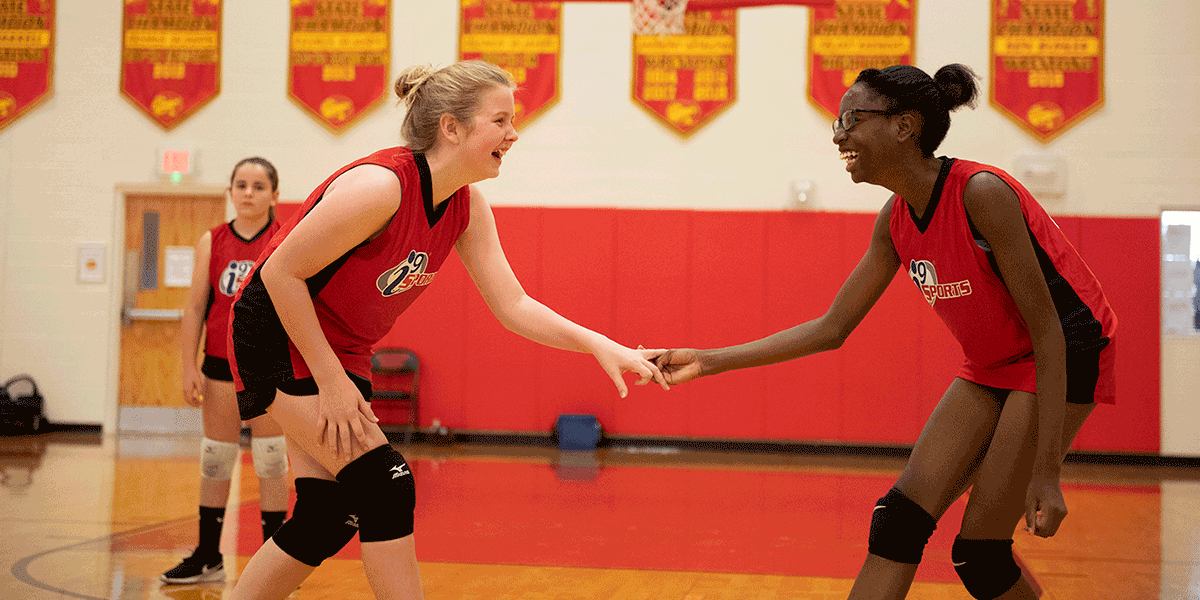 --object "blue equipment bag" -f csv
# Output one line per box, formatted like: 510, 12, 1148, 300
554, 414, 602, 451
